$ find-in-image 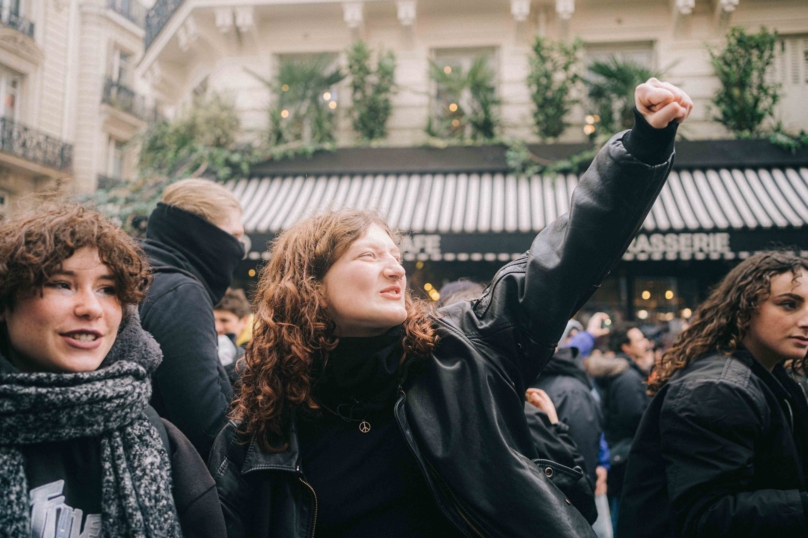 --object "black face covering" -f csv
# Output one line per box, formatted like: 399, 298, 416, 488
315, 325, 404, 412
146, 203, 244, 305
